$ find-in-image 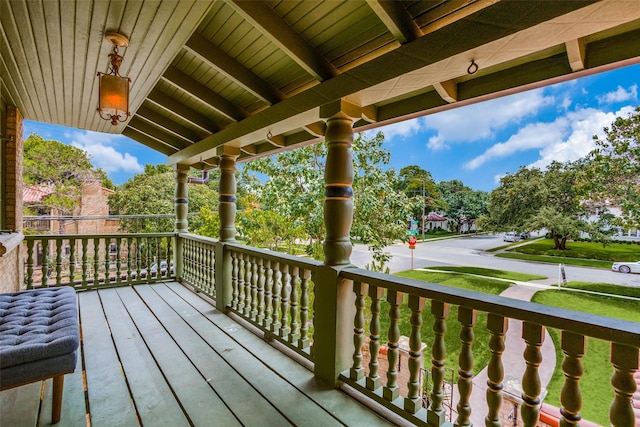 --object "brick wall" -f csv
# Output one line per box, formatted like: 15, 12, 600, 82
4, 105, 24, 232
